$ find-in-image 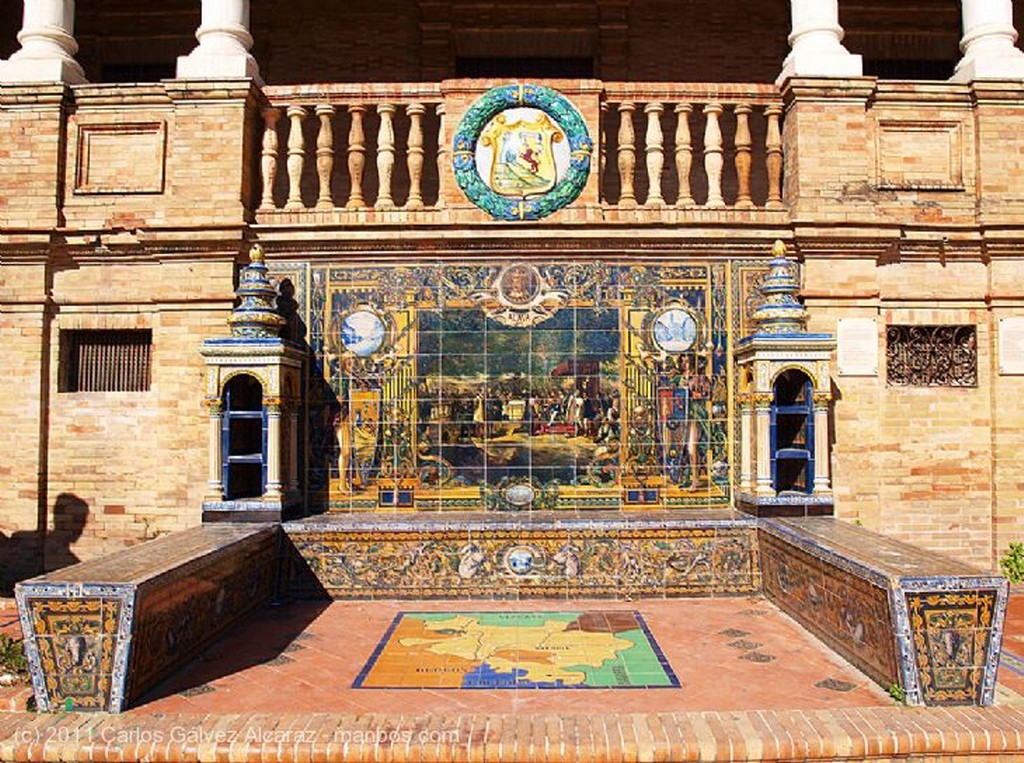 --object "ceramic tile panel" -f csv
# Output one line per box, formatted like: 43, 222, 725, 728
271, 259, 758, 512
759, 529, 899, 689
283, 516, 760, 599
125, 528, 279, 703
